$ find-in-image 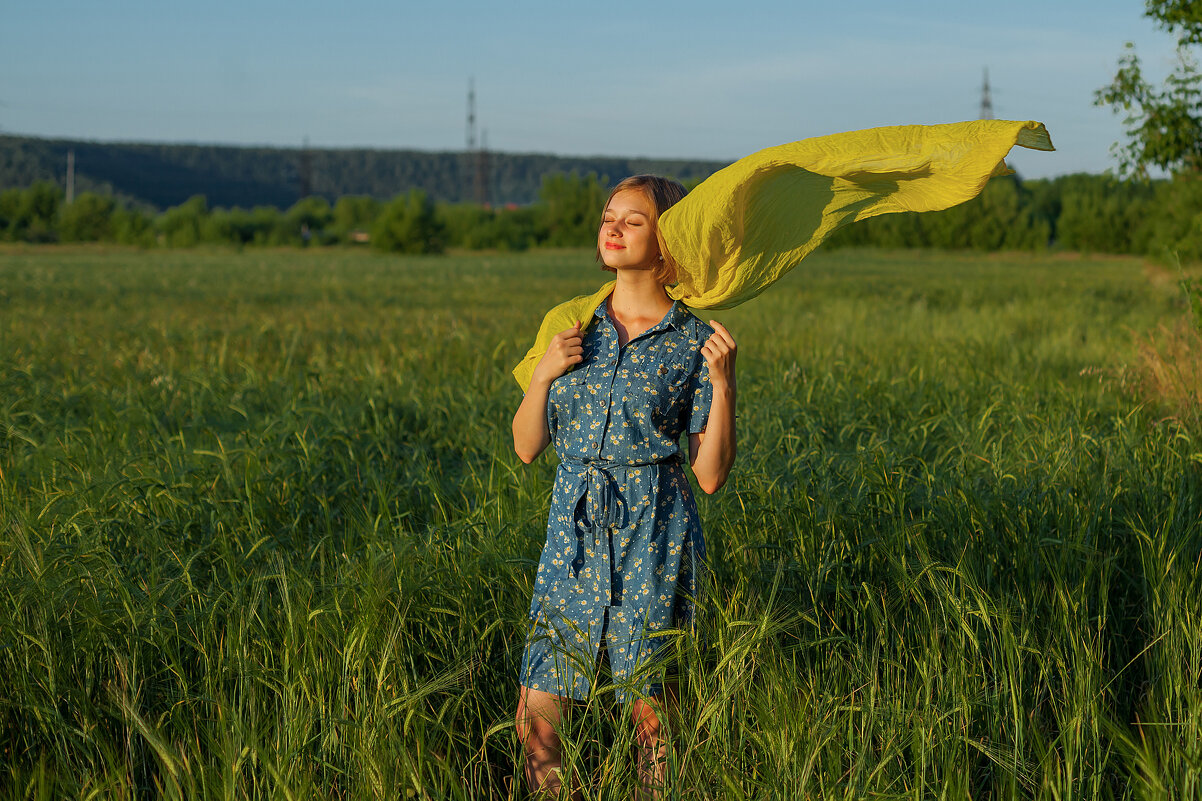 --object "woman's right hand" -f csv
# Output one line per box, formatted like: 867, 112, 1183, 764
514, 322, 581, 462
531, 321, 583, 387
